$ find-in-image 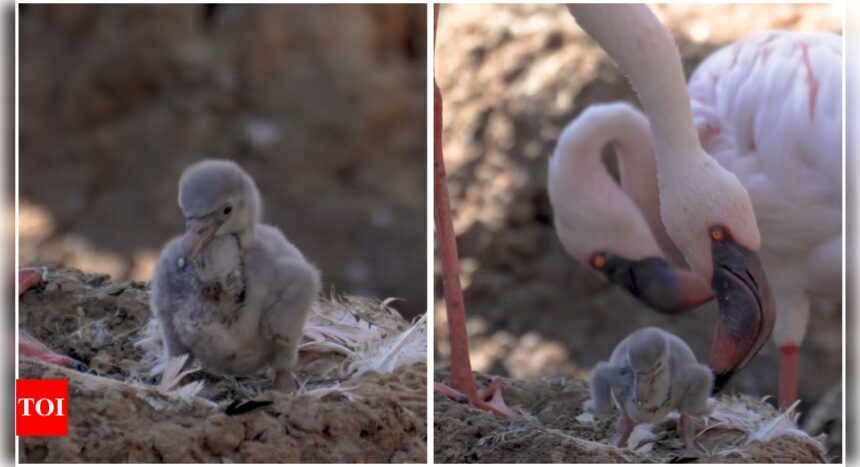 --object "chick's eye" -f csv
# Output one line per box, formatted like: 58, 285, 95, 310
223, 206, 233, 215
